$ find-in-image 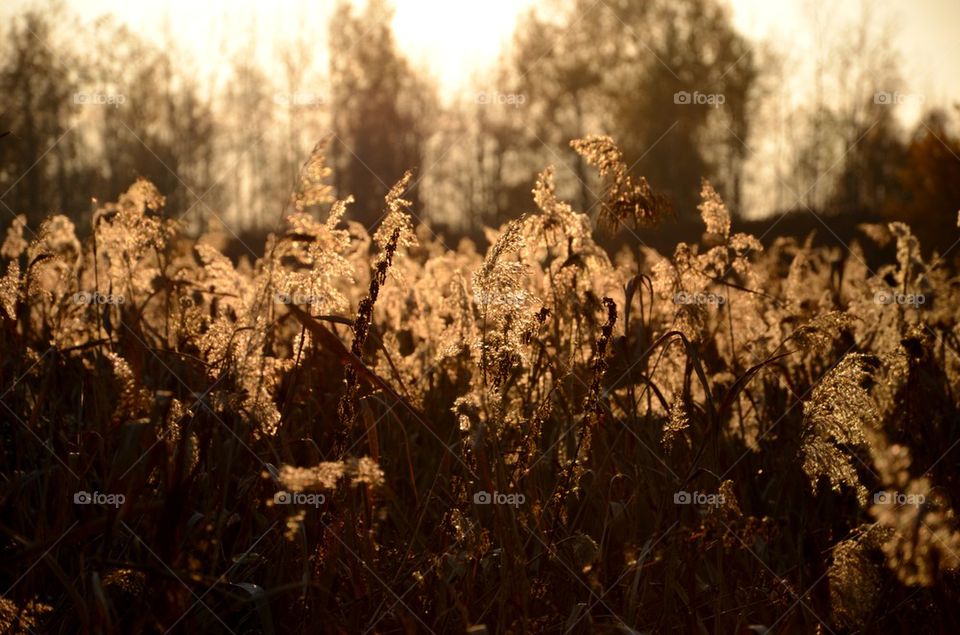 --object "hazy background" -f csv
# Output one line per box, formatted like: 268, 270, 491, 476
12, 0, 959, 107
2, 0, 958, 254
